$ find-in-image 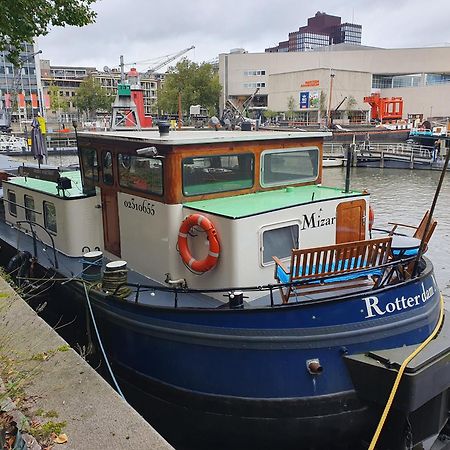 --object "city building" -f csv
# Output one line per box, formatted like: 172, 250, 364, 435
0, 42, 43, 128
219, 44, 450, 124
40, 60, 97, 125
40, 61, 160, 127
266, 12, 362, 53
